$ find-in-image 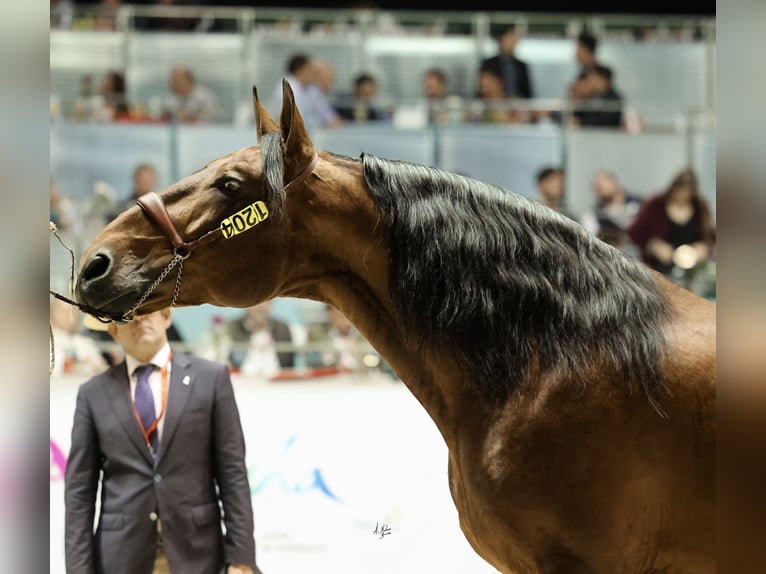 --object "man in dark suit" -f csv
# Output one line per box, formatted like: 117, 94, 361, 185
479, 25, 533, 99
65, 308, 261, 574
